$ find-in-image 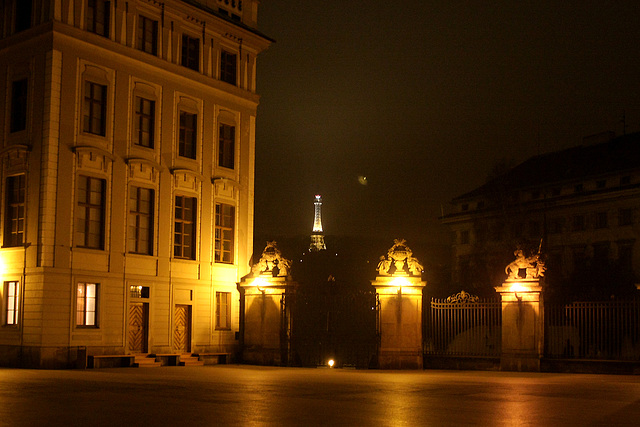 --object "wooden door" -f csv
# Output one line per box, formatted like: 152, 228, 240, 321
174, 304, 191, 353
128, 303, 149, 353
